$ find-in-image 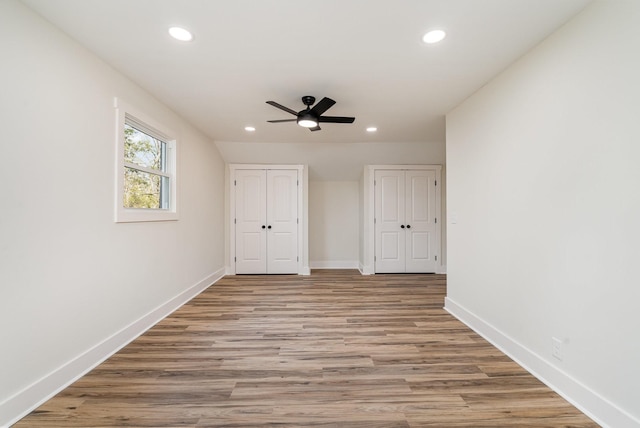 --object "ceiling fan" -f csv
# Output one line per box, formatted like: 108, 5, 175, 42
266, 96, 355, 132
